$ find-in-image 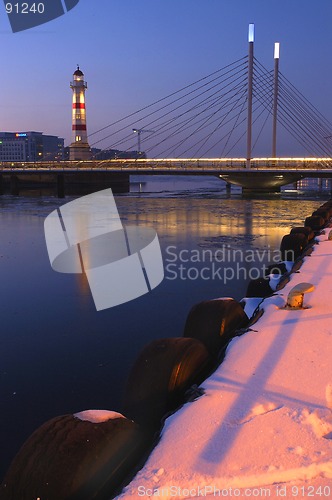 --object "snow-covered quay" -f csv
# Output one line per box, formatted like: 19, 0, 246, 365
118, 230, 332, 498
